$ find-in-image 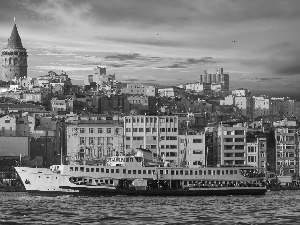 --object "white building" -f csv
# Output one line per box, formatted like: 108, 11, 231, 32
66, 122, 124, 162
179, 134, 206, 167
124, 115, 180, 165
